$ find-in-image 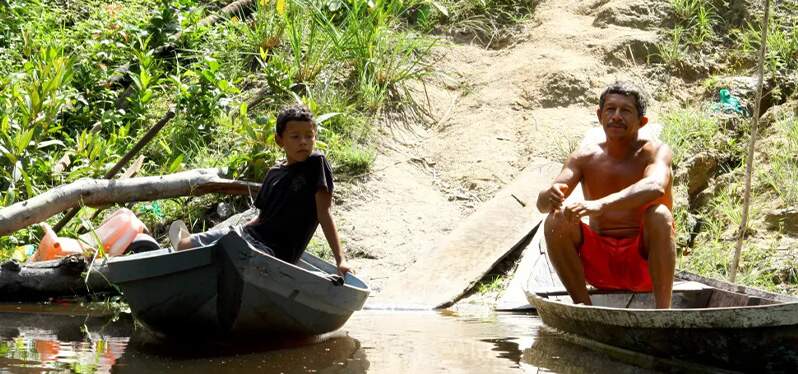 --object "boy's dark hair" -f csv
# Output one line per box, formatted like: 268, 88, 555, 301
276, 105, 314, 136
599, 81, 648, 117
